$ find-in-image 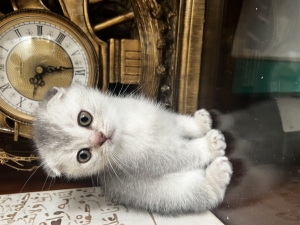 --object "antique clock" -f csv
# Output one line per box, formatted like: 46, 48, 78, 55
0, 9, 99, 137
0, 0, 205, 171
